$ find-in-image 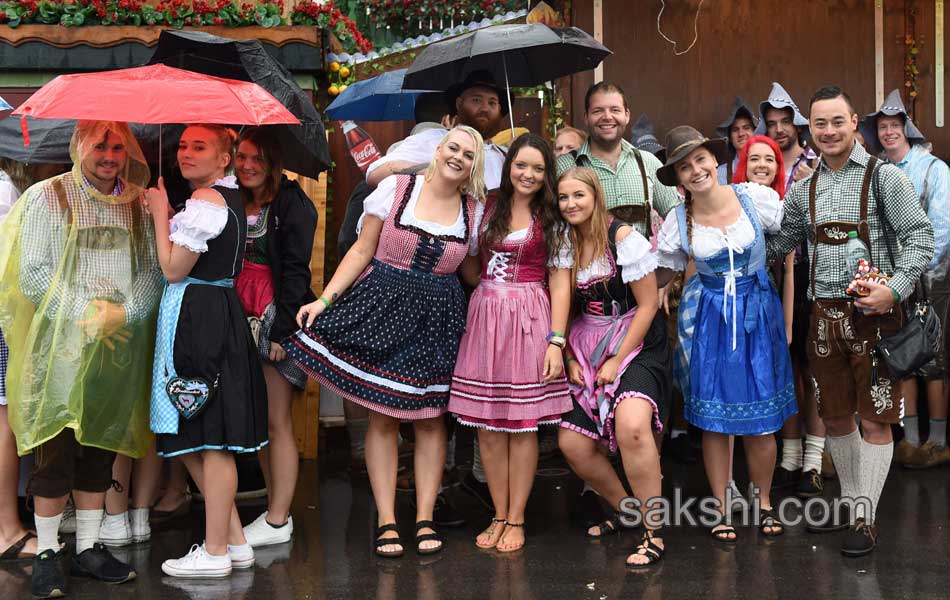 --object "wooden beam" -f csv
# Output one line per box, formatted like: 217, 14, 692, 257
937, 0, 945, 127
0, 24, 320, 49
875, 0, 885, 107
